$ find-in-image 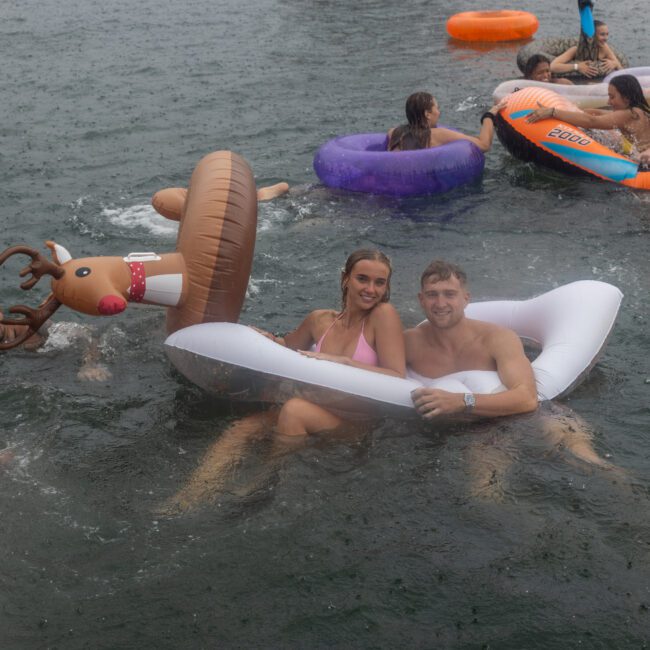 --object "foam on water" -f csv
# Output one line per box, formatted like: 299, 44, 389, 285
38, 322, 94, 352
456, 96, 480, 112
102, 203, 178, 238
